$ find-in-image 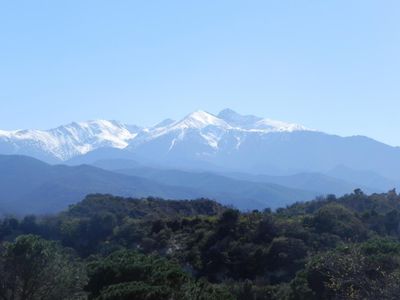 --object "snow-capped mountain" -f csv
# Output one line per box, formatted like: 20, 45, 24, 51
129, 109, 309, 154
121, 109, 312, 171
123, 110, 400, 181
0, 109, 307, 163
129, 111, 233, 151
0, 120, 139, 162
2, 109, 400, 183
